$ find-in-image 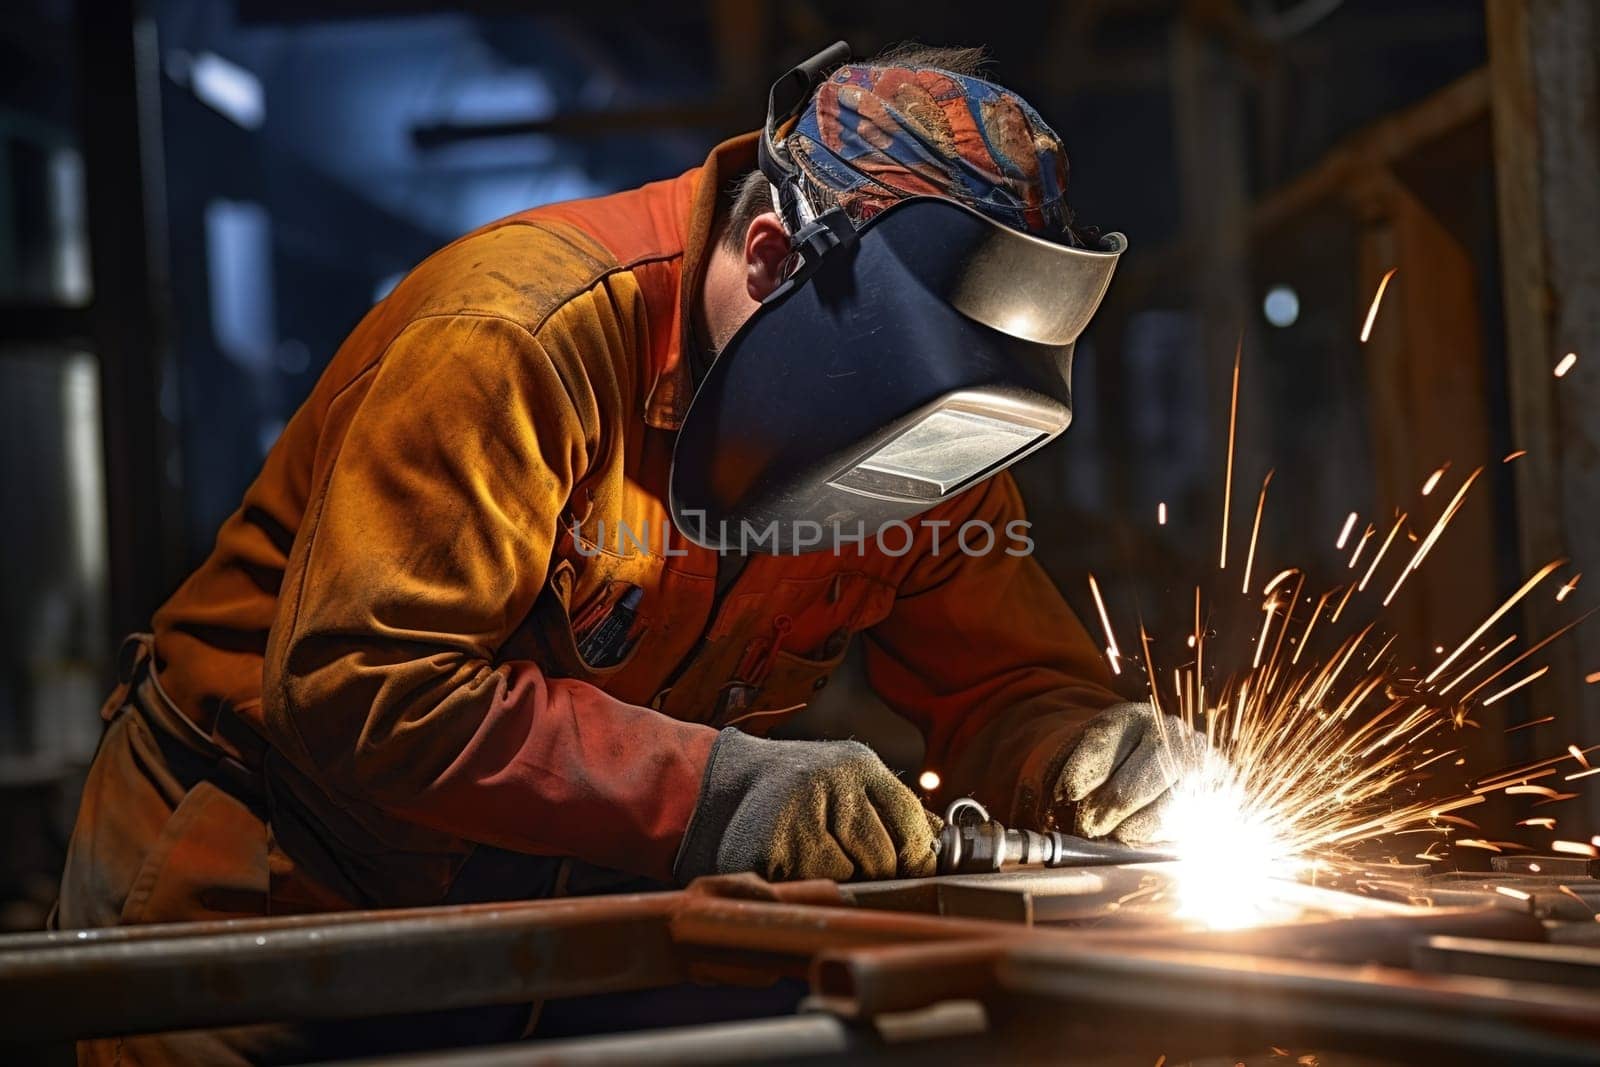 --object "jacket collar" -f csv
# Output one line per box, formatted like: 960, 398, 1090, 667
644, 132, 758, 431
